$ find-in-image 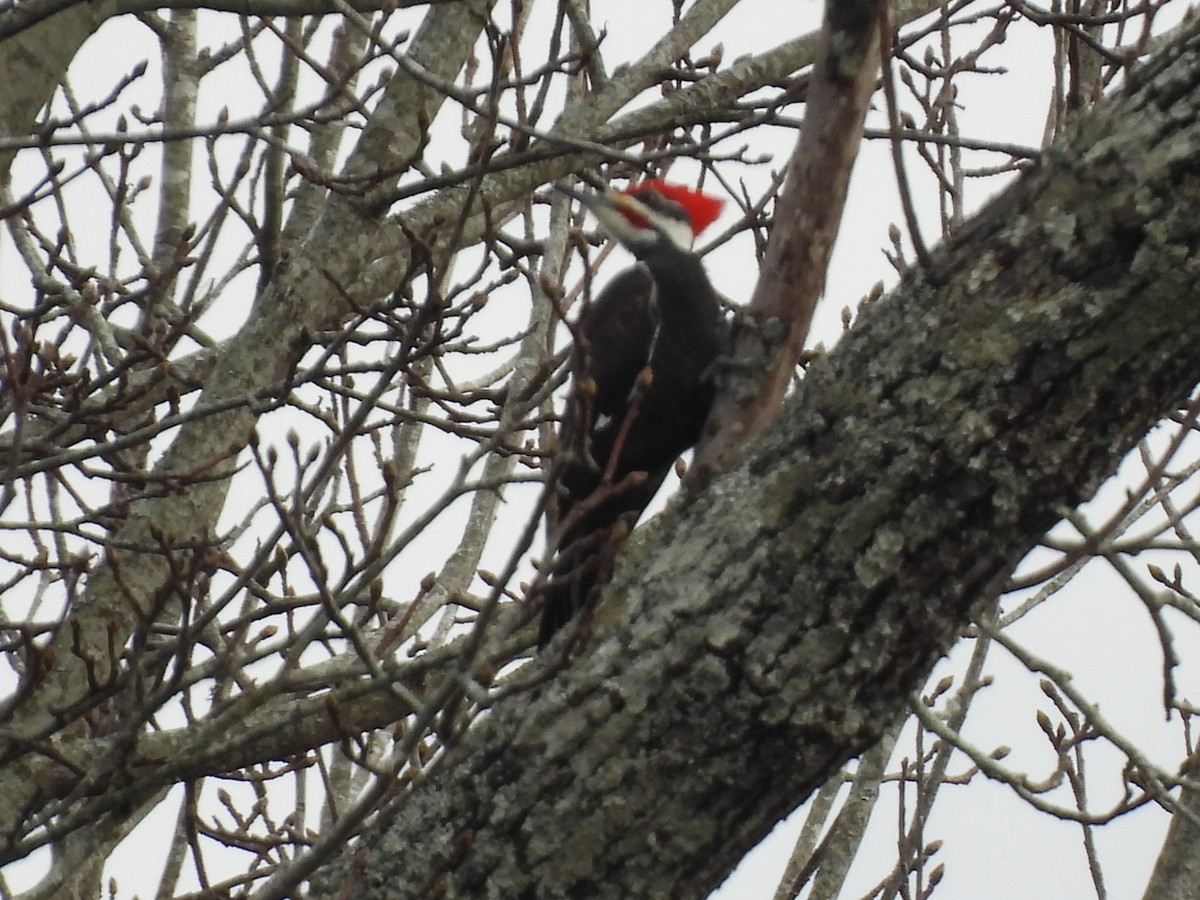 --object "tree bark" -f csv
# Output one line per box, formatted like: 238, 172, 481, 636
696, 0, 881, 476
1143, 783, 1200, 900
311, 20, 1200, 900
